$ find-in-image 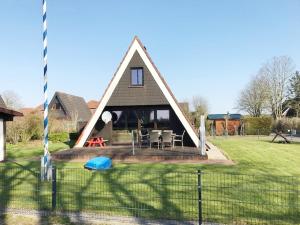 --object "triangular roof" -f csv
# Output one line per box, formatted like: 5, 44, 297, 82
0, 95, 6, 108
0, 96, 23, 118
75, 36, 200, 148
49, 91, 91, 122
